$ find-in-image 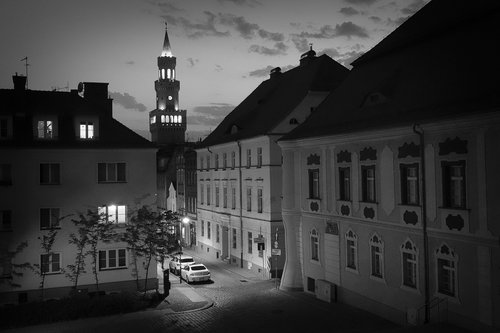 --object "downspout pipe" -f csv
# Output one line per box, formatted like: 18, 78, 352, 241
237, 141, 244, 268
413, 124, 430, 324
